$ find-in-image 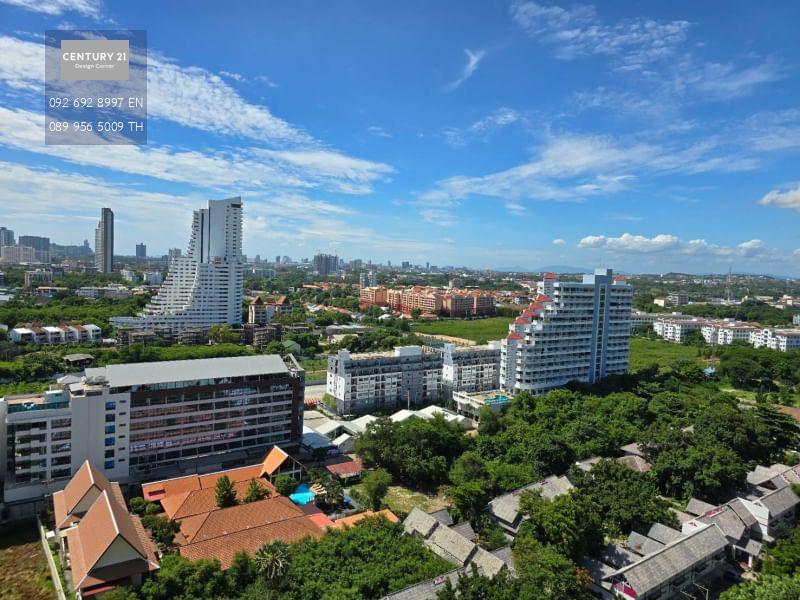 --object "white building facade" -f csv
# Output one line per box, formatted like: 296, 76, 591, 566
326, 346, 442, 416
440, 342, 501, 395
111, 198, 244, 332
501, 269, 632, 394
0, 354, 305, 503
